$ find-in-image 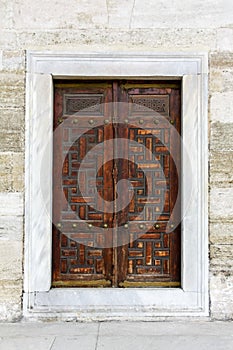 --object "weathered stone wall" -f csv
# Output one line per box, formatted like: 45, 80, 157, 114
0, 0, 233, 321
